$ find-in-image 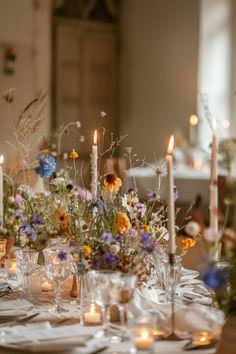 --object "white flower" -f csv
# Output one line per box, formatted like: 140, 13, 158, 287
110, 244, 120, 255
159, 226, 169, 241
101, 111, 106, 117
122, 195, 130, 211
76, 121, 81, 128
63, 152, 68, 160
204, 227, 221, 242
185, 221, 200, 237
50, 177, 65, 186
79, 135, 85, 142
8, 196, 15, 204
